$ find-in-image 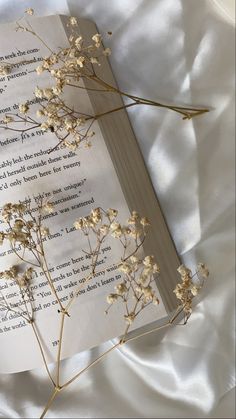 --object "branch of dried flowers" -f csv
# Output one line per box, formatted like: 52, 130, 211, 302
41, 207, 209, 418
0, 201, 209, 419
0, 199, 68, 384
0, 13, 209, 154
